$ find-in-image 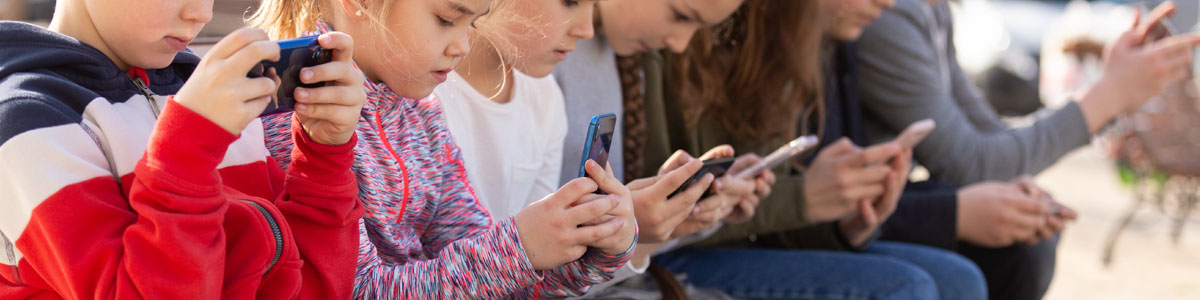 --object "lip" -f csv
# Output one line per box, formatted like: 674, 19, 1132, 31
638, 41, 651, 52
431, 69, 451, 83
553, 49, 572, 61
164, 36, 192, 51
